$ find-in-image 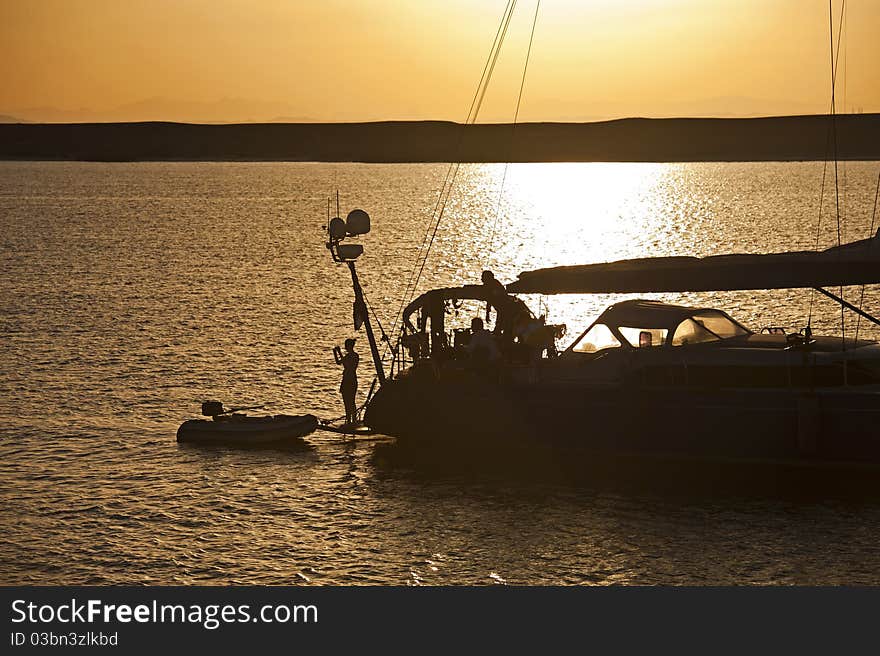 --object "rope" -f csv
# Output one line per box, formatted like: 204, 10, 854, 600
355, 285, 392, 410
806, 140, 829, 326
381, 0, 520, 358
408, 1, 519, 296
483, 0, 541, 270
854, 168, 880, 343
808, 0, 846, 330
826, 1, 847, 346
